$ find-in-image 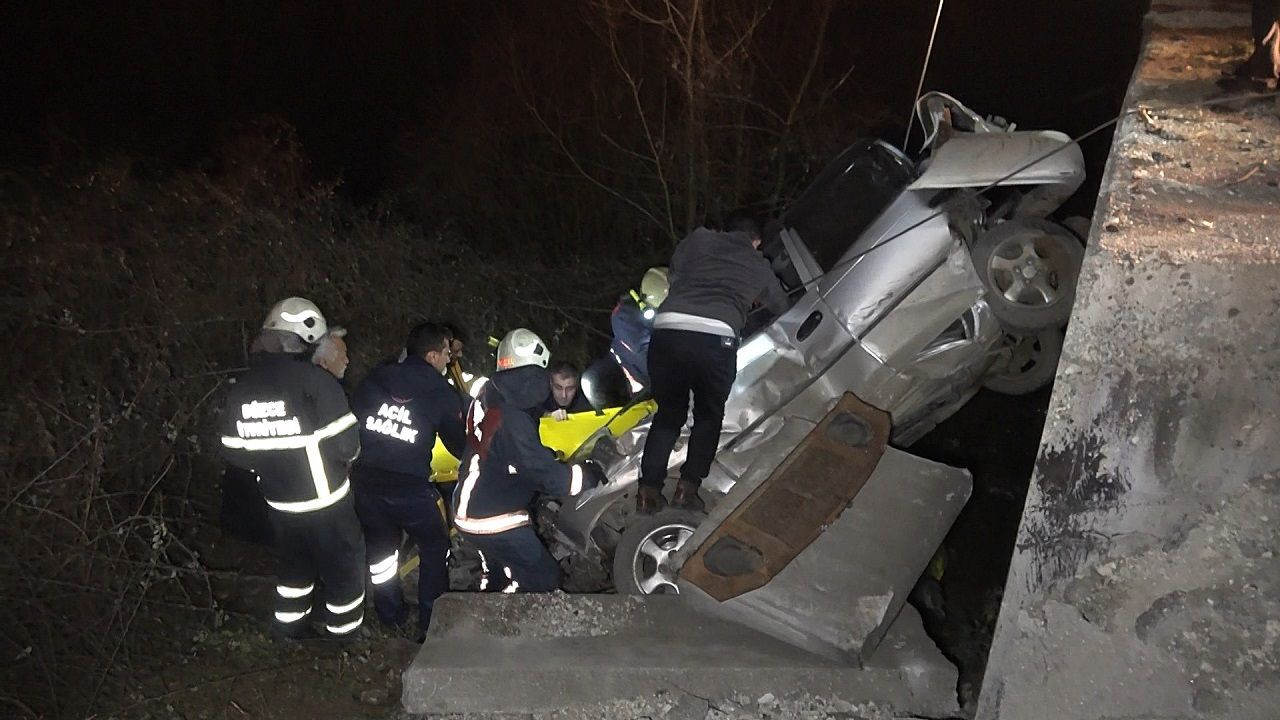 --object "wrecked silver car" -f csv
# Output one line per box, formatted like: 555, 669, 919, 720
548, 93, 1087, 597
